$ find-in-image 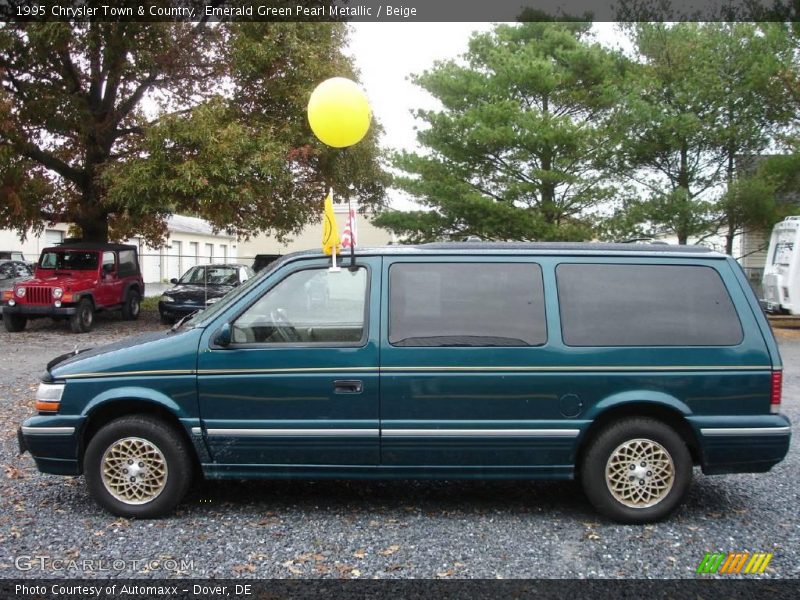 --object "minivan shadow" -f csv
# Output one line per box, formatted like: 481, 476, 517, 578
184, 479, 592, 517
179, 474, 754, 522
